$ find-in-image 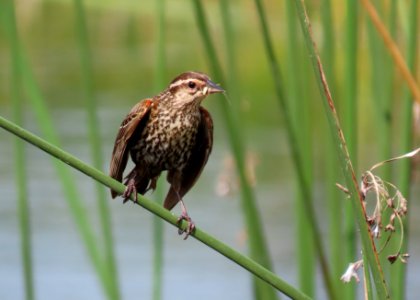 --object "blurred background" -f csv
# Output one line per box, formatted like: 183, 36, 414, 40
0, 0, 419, 299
